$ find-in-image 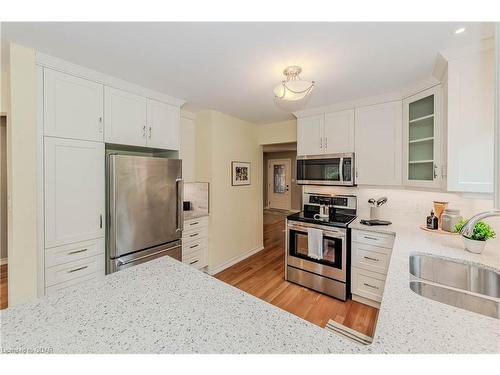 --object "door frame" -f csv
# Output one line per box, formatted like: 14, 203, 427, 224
267, 158, 292, 211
